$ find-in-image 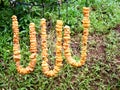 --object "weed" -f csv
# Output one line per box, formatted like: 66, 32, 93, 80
0, 0, 120, 90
